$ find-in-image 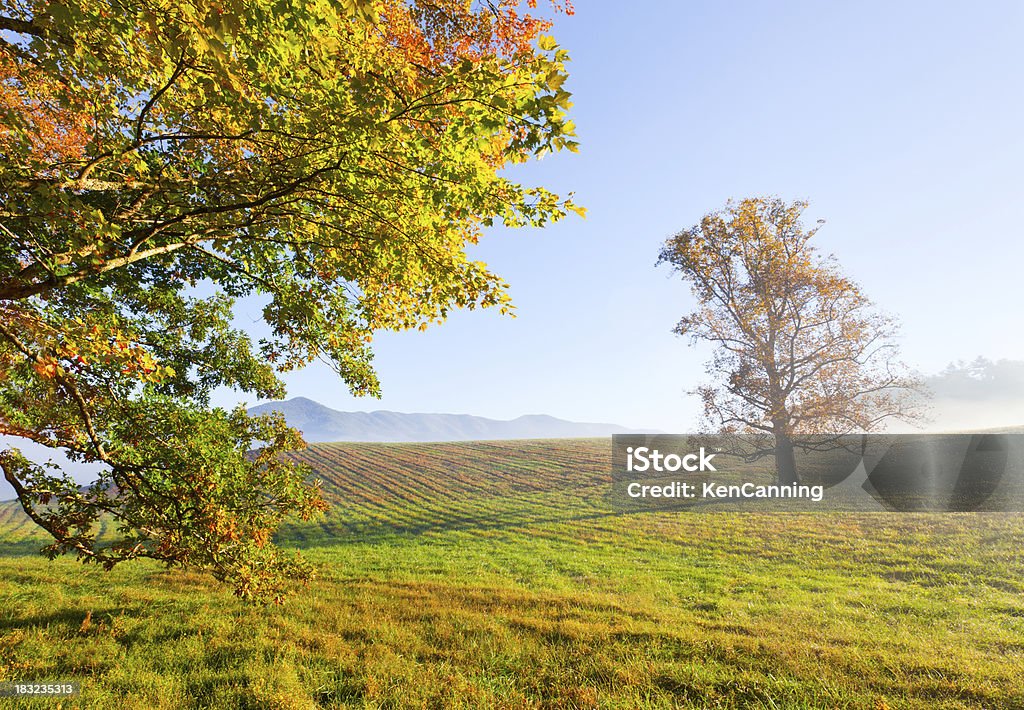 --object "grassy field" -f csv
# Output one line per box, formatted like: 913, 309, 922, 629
1, 439, 1023, 708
